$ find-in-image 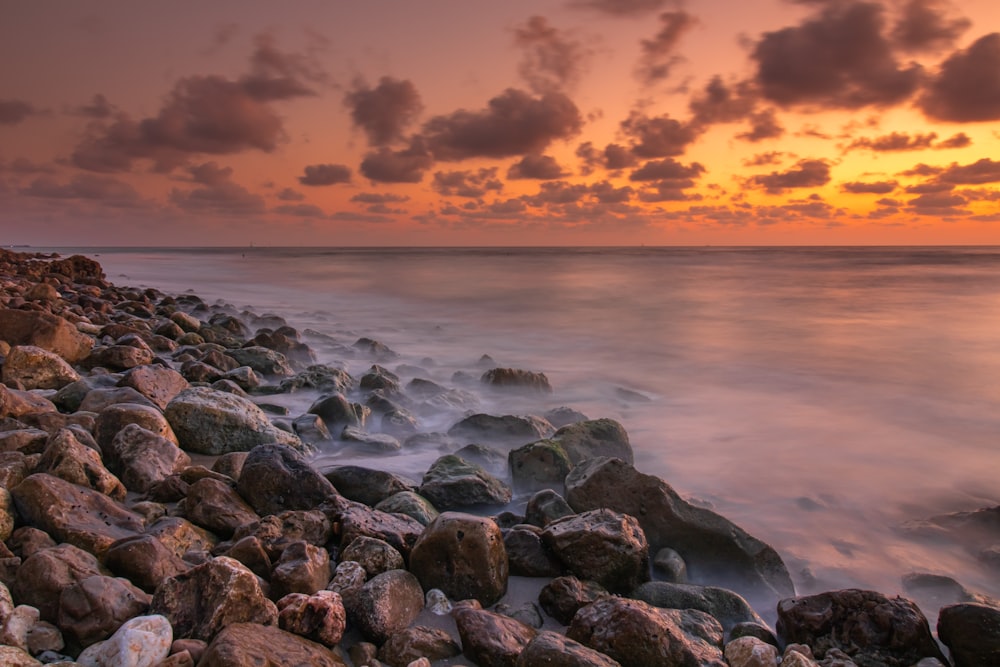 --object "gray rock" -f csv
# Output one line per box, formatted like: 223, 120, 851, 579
419, 454, 512, 510
341, 536, 405, 578
448, 413, 555, 445
374, 491, 439, 526
351, 569, 425, 644
237, 443, 338, 517
653, 546, 688, 583
307, 392, 368, 431
505, 525, 563, 578
538, 575, 610, 626
509, 439, 573, 493
630, 581, 766, 635
340, 426, 401, 453
937, 602, 1000, 667
224, 346, 294, 376
551, 418, 633, 465
525, 488, 575, 528
324, 465, 417, 508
